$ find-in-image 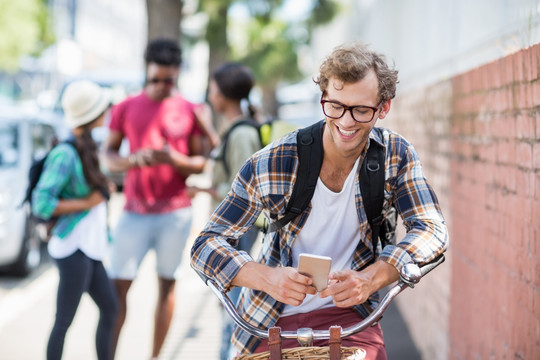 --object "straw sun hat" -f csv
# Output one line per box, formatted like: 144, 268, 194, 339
61, 80, 111, 129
